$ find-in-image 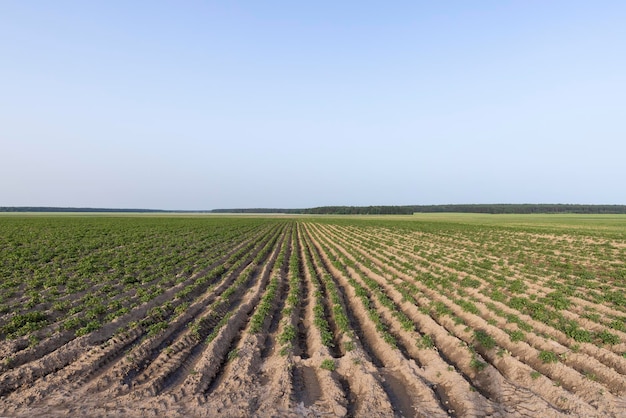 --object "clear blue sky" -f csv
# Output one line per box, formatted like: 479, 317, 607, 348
2, 1, 625, 210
